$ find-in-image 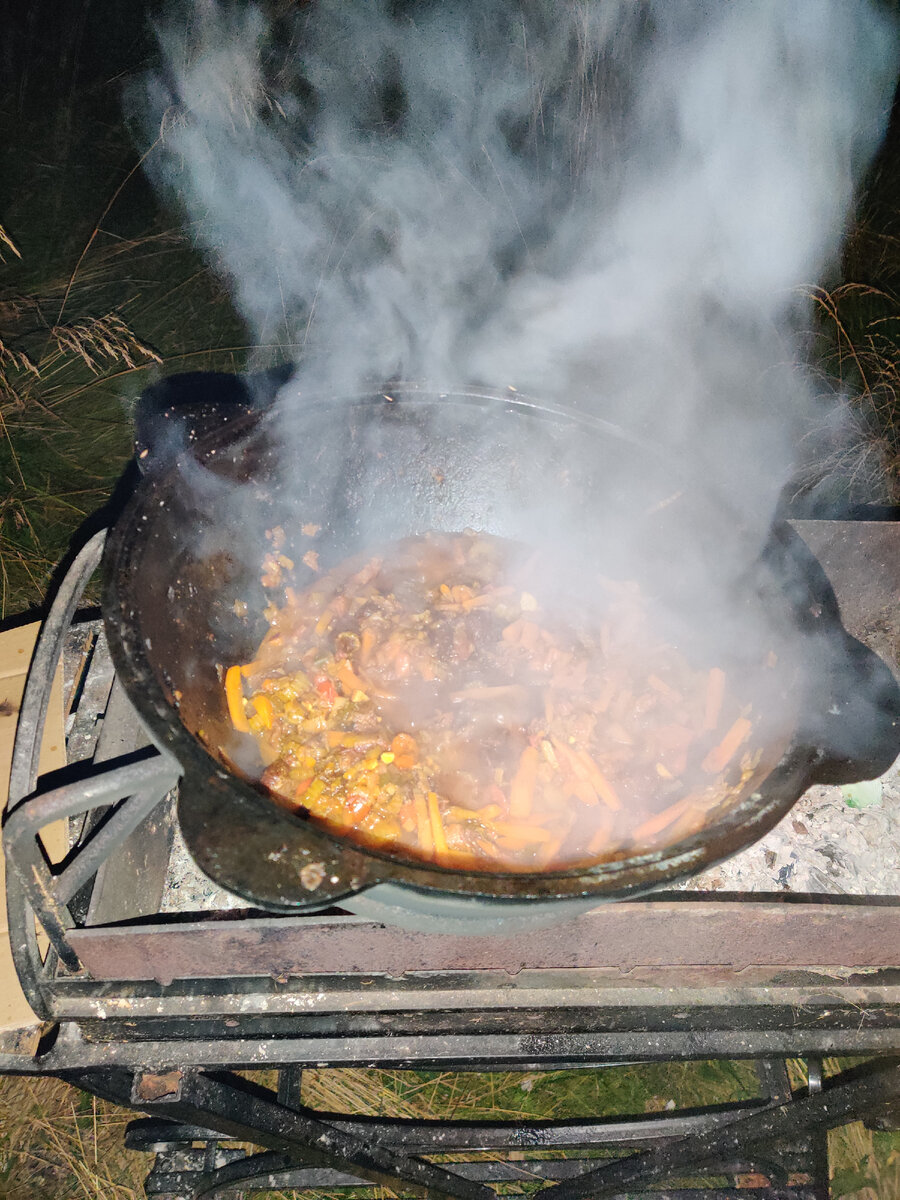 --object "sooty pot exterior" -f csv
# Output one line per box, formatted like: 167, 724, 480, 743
103, 379, 900, 915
